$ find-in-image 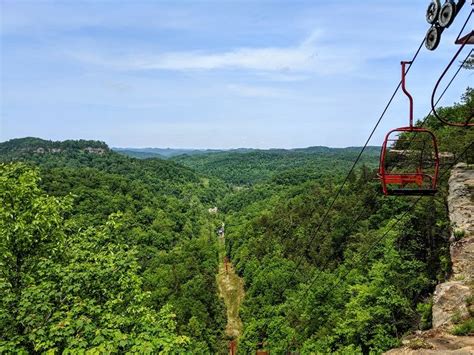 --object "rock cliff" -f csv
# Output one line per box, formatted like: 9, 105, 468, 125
386, 163, 473, 354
